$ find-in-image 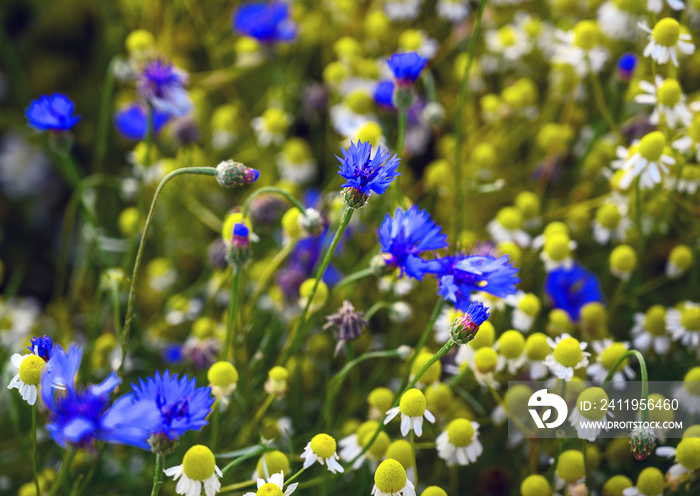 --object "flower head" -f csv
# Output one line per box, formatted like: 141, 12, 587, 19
138, 60, 192, 117
449, 301, 490, 344
336, 141, 400, 207
374, 80, 395, 109
429, 253, 520, 311
28, 335, 53, 362
640, 18, 694, 67
436, 419, 483, 466
372, 459, 416, 496
244, 471, 298, 496
25, 93, 80, 132
387, 52, 427, 86
301, 433, 344, 473
544, 263, 603, 320
233, 1, 296, 43
114, 103, 170, 141
7, 353, 45, 405
323, 300, 368, 351
378, 206, 448, 280
384, 388, 435, 437
164, 444, 223, 496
